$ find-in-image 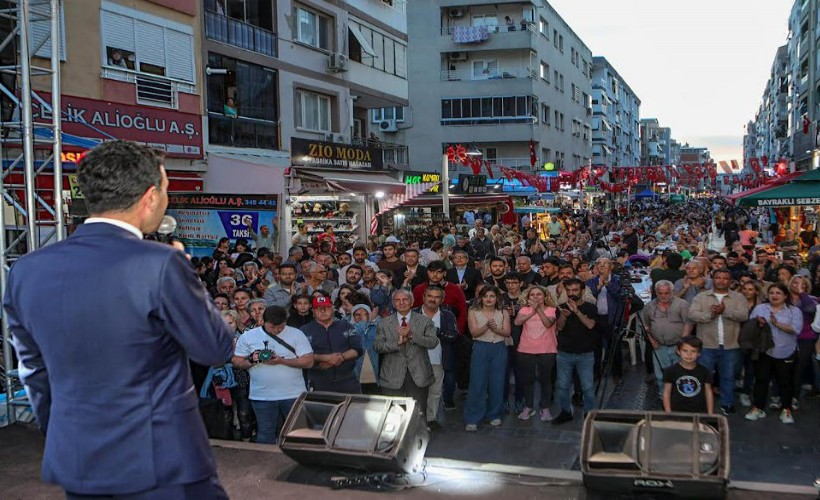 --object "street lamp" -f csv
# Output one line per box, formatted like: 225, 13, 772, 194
466, 143, 483, 156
